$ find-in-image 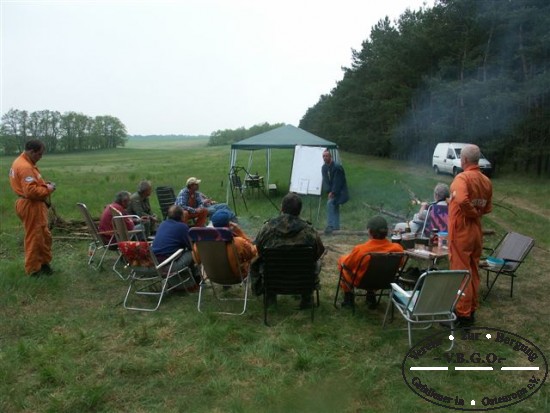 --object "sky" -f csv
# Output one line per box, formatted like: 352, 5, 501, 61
1, 0, 429, 136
